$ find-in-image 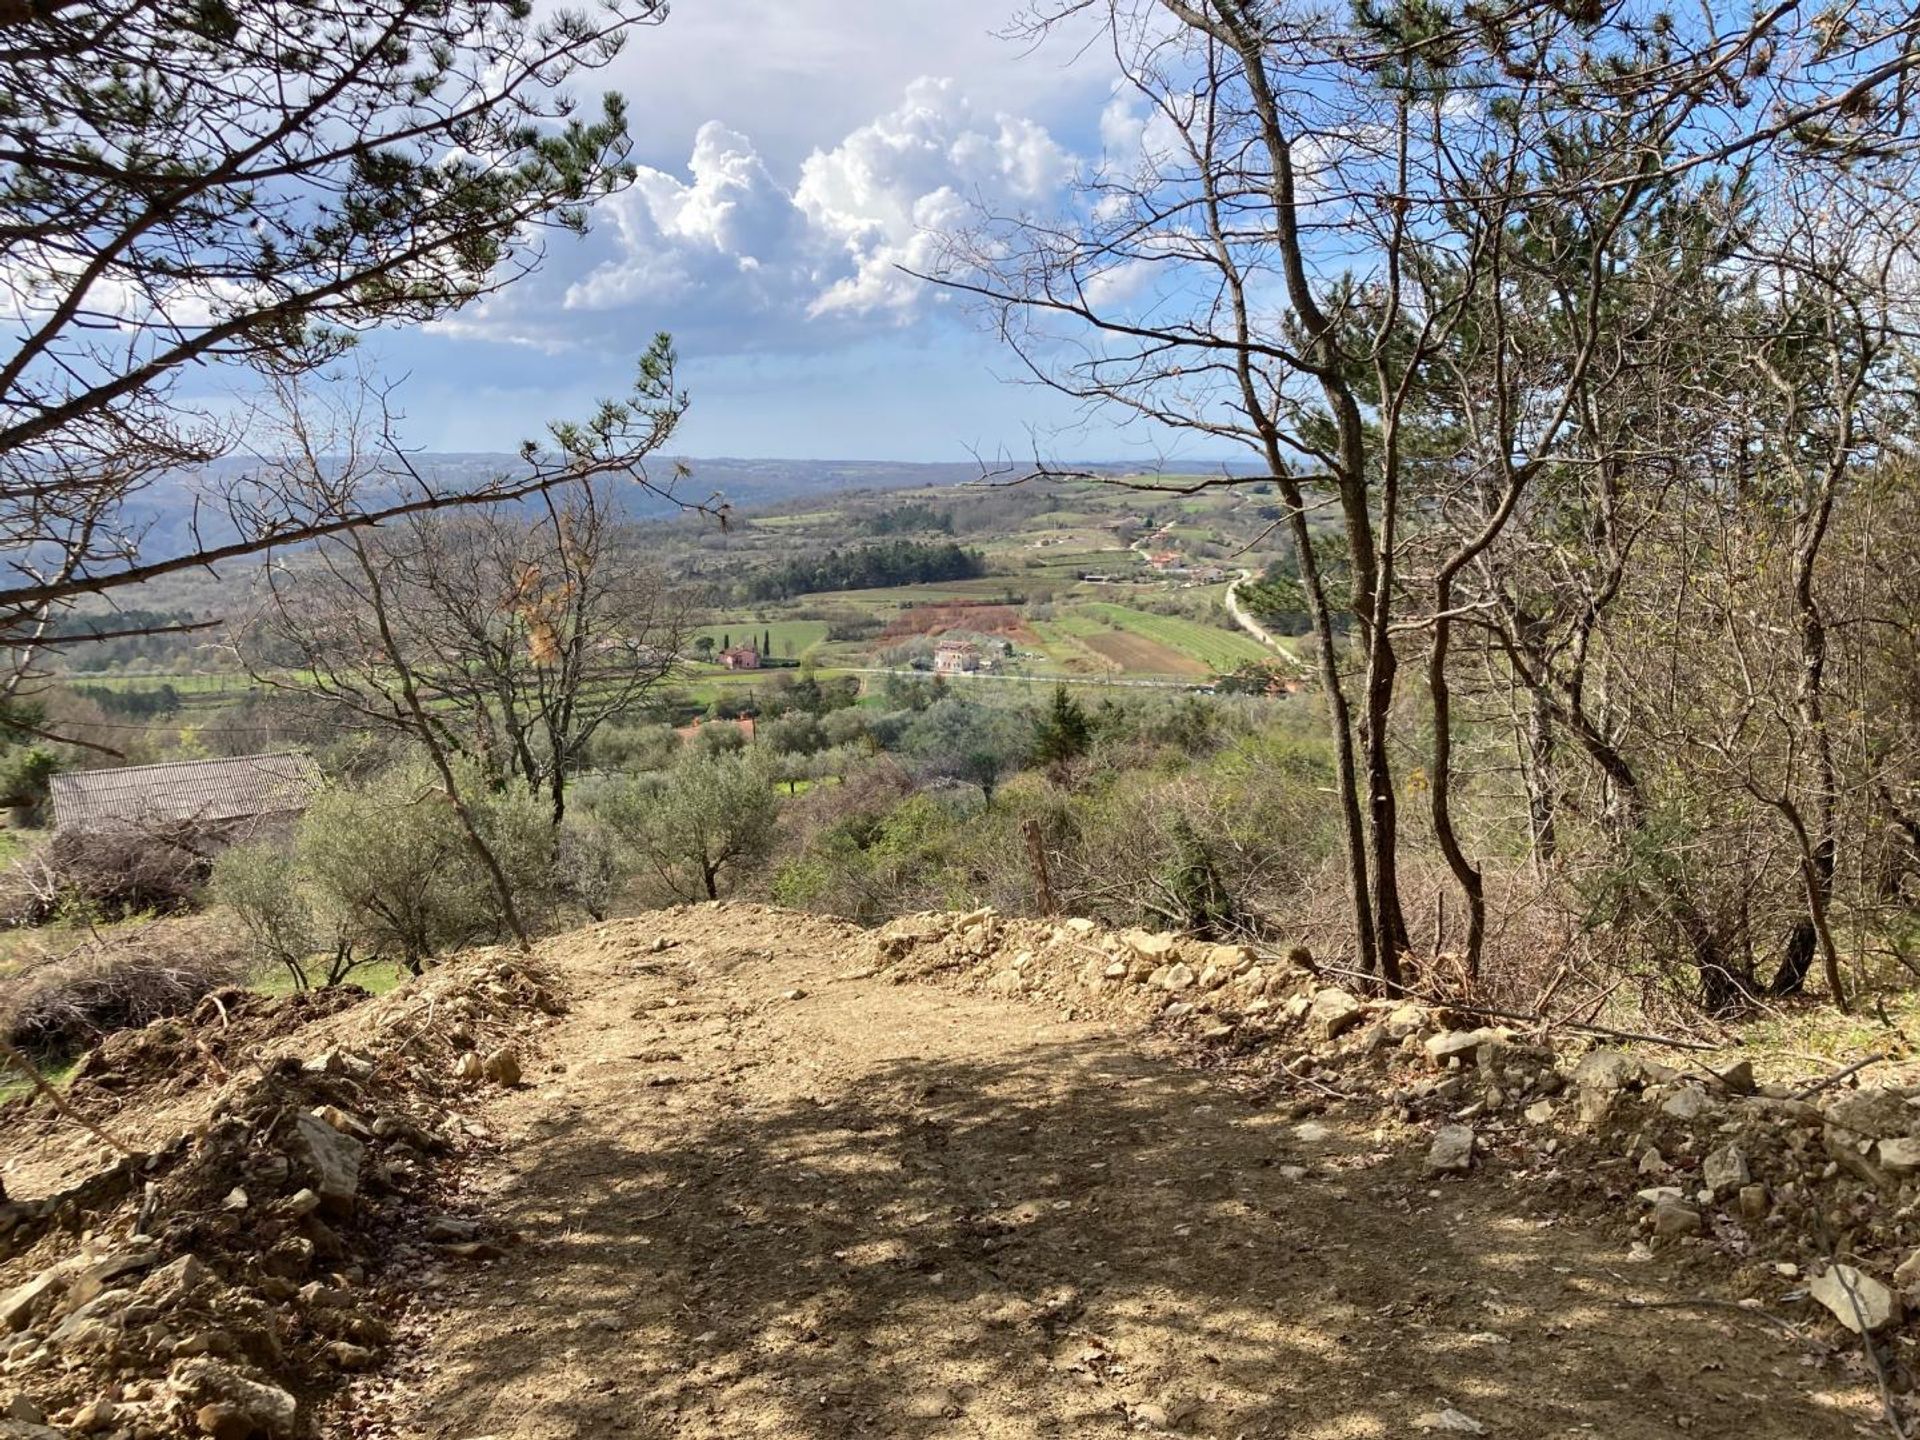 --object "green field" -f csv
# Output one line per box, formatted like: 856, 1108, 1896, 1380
1026, 620, 1110, 674
67, 673, 253, 696
1074, 603, 1273, 671
690, 618, 830, 660
748, 510, 845, 530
